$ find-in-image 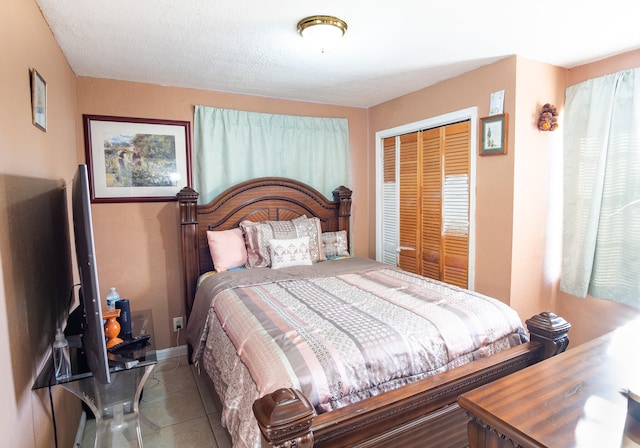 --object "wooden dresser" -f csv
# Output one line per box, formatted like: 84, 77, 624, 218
458, 318, 640, 448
